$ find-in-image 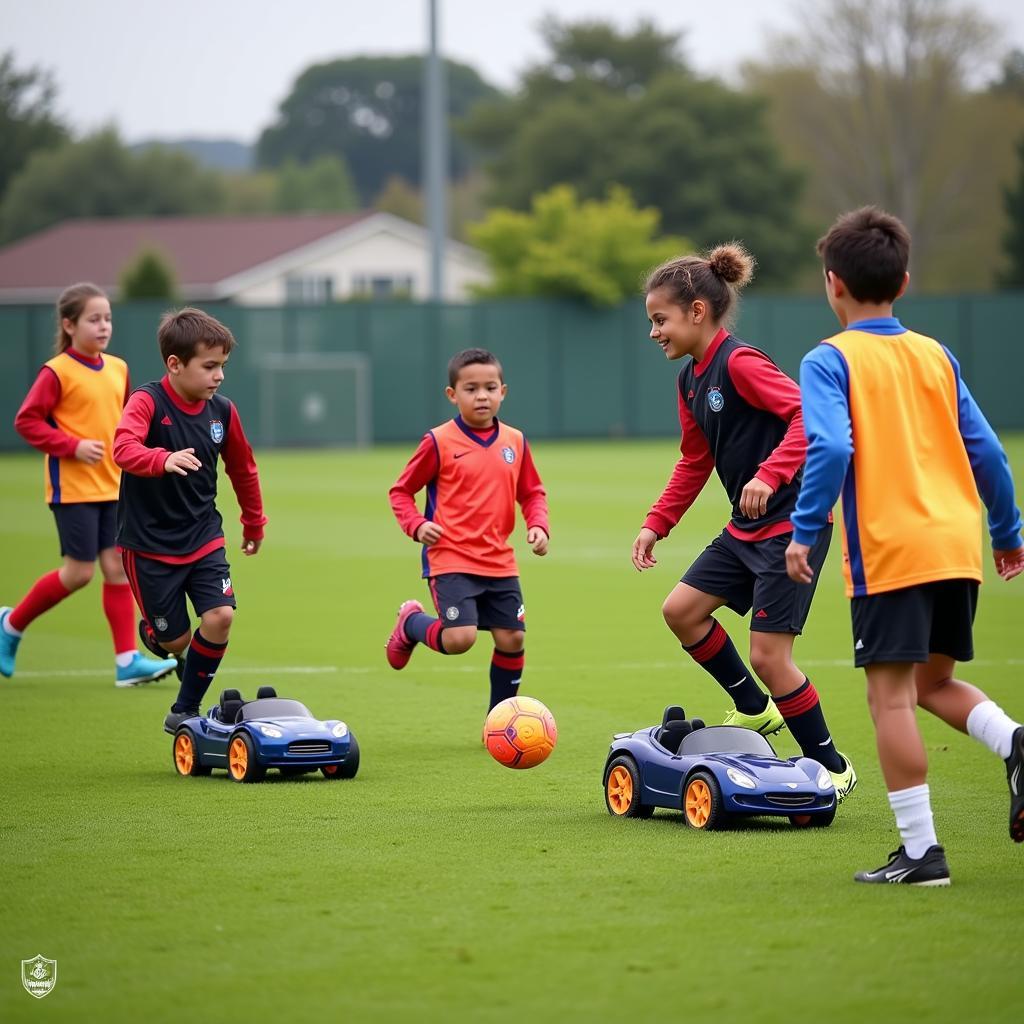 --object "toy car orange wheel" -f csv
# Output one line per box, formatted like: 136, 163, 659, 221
228, 732, 265, 783
321, 735, 360, 779
173, 728, 211, 777
604, 755, 653, 818
684, 771, 724, 830
790, 805, 836, 829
